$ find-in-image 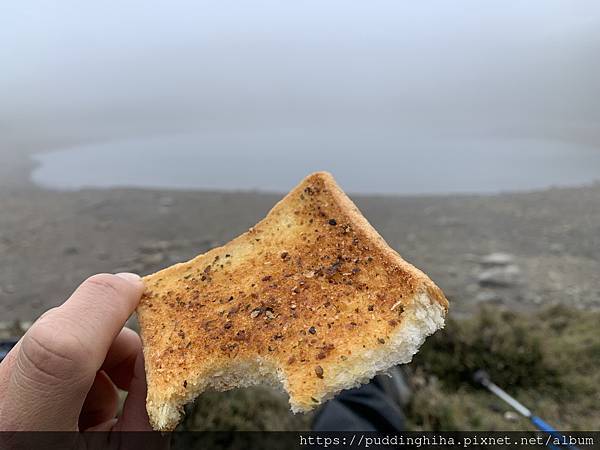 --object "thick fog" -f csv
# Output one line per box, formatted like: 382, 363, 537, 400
2, 1, 598, 141
1, 1, 600, 193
